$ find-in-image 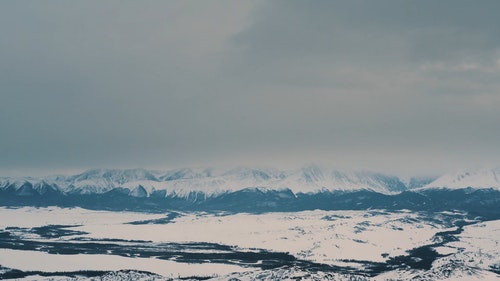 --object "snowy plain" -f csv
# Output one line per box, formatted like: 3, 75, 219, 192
1, 207, 498, 280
